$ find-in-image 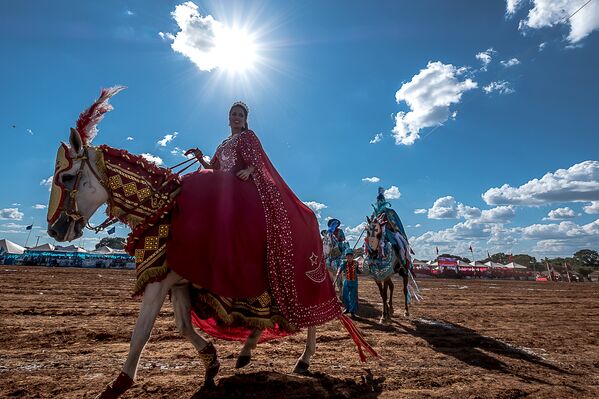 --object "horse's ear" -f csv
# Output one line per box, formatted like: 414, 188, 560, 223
366, 216, 371, 224
70, 128, 83, 155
